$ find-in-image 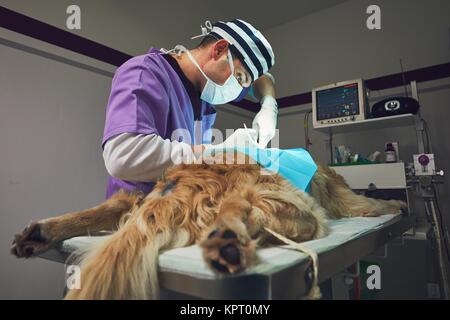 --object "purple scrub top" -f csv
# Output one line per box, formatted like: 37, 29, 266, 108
102, 48, 219, 199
